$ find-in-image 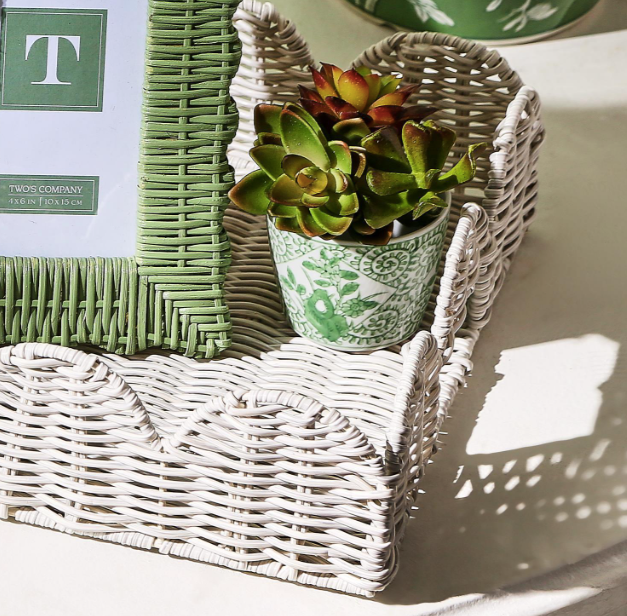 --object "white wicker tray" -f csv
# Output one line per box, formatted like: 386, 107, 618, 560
0, 1, 543, 597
